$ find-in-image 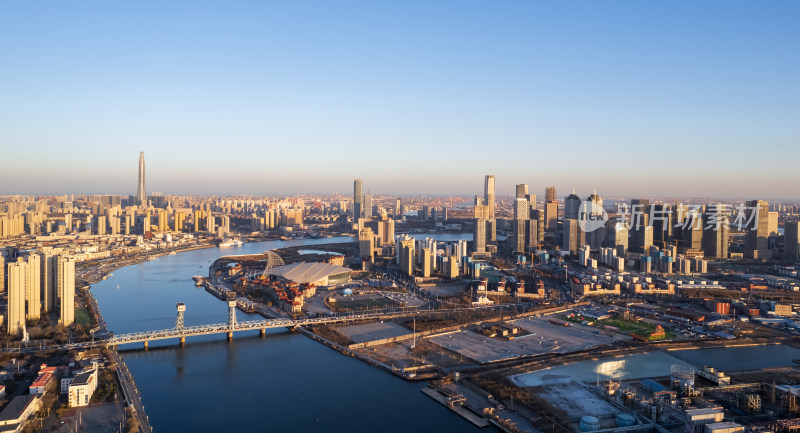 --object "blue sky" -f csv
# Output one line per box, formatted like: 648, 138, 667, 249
1, 1, 798, 199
